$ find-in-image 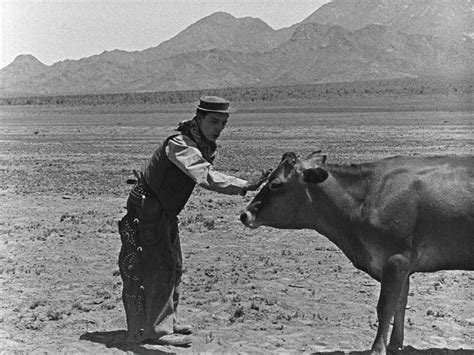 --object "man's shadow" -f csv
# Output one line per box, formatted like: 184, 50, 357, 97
80, 330, 173, 354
